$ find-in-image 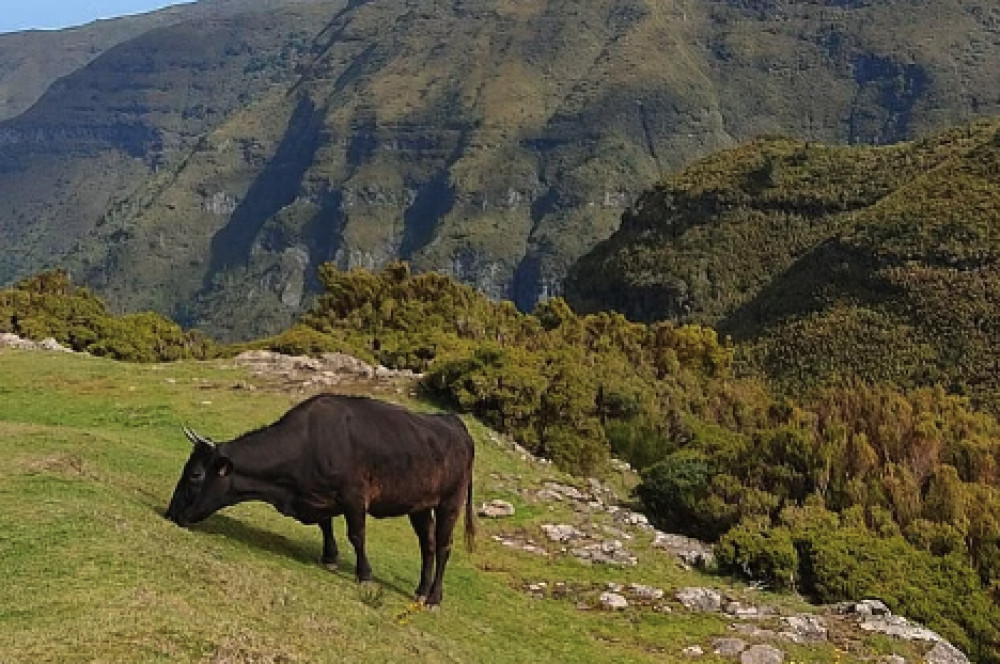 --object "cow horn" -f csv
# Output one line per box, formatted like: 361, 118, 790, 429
182, 425, 214, 448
